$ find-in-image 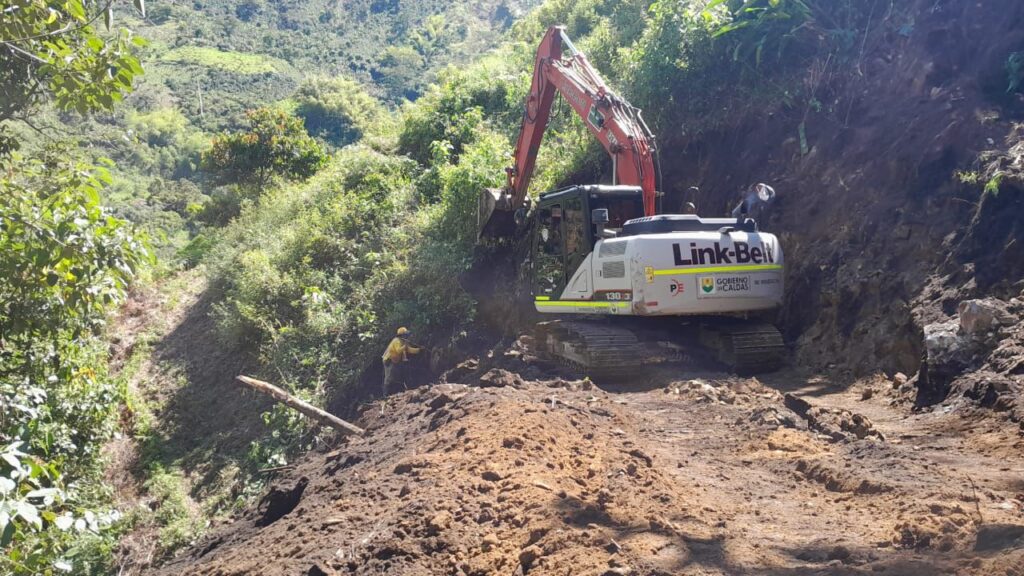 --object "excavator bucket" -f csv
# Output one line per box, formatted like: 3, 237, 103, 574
477, 187, 517, 240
